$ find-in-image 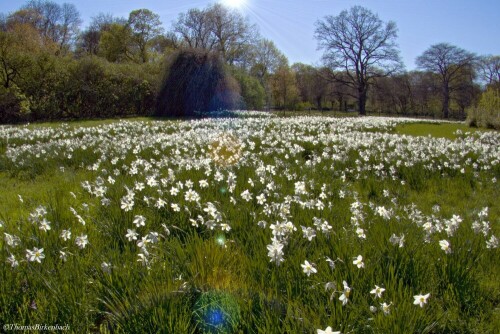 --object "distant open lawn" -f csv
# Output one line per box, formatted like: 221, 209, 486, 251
0, 114, 498, 333
395, 122, 492, 140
